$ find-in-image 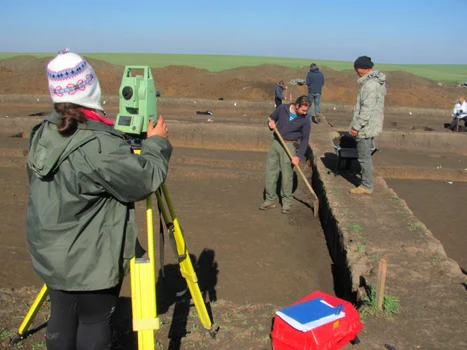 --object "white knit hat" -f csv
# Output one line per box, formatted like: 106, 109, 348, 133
47, 49, 103, 111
